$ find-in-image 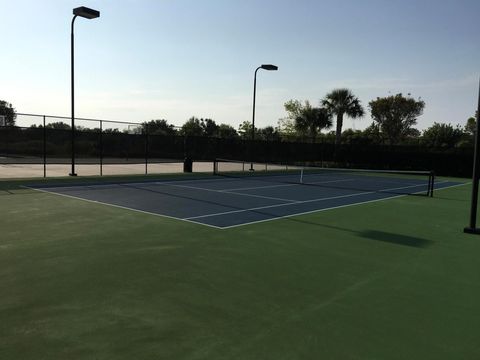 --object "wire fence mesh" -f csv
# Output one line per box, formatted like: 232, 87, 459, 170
0, 113, 474, 178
